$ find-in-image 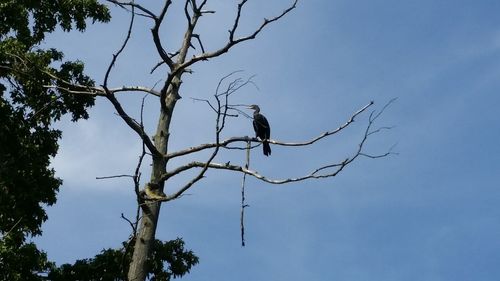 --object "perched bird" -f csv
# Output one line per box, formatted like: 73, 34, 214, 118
248, 104, 271, 156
